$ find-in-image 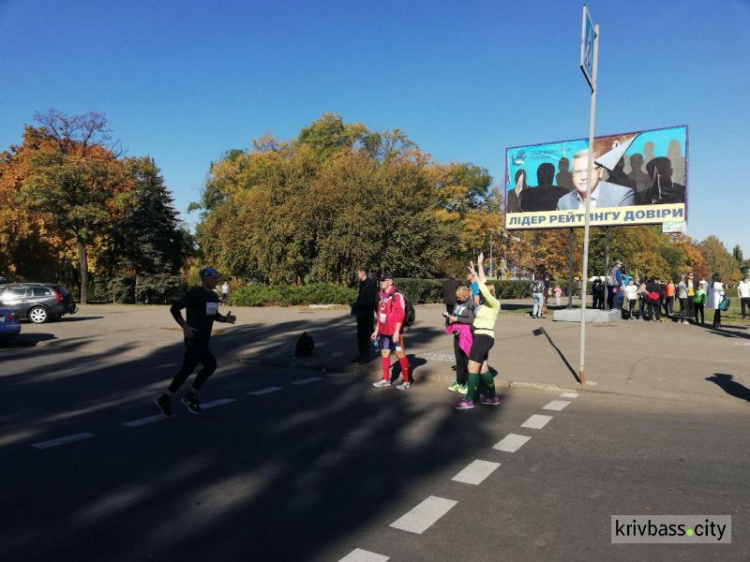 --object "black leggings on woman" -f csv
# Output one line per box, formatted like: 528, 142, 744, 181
453, 337, 469, 386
